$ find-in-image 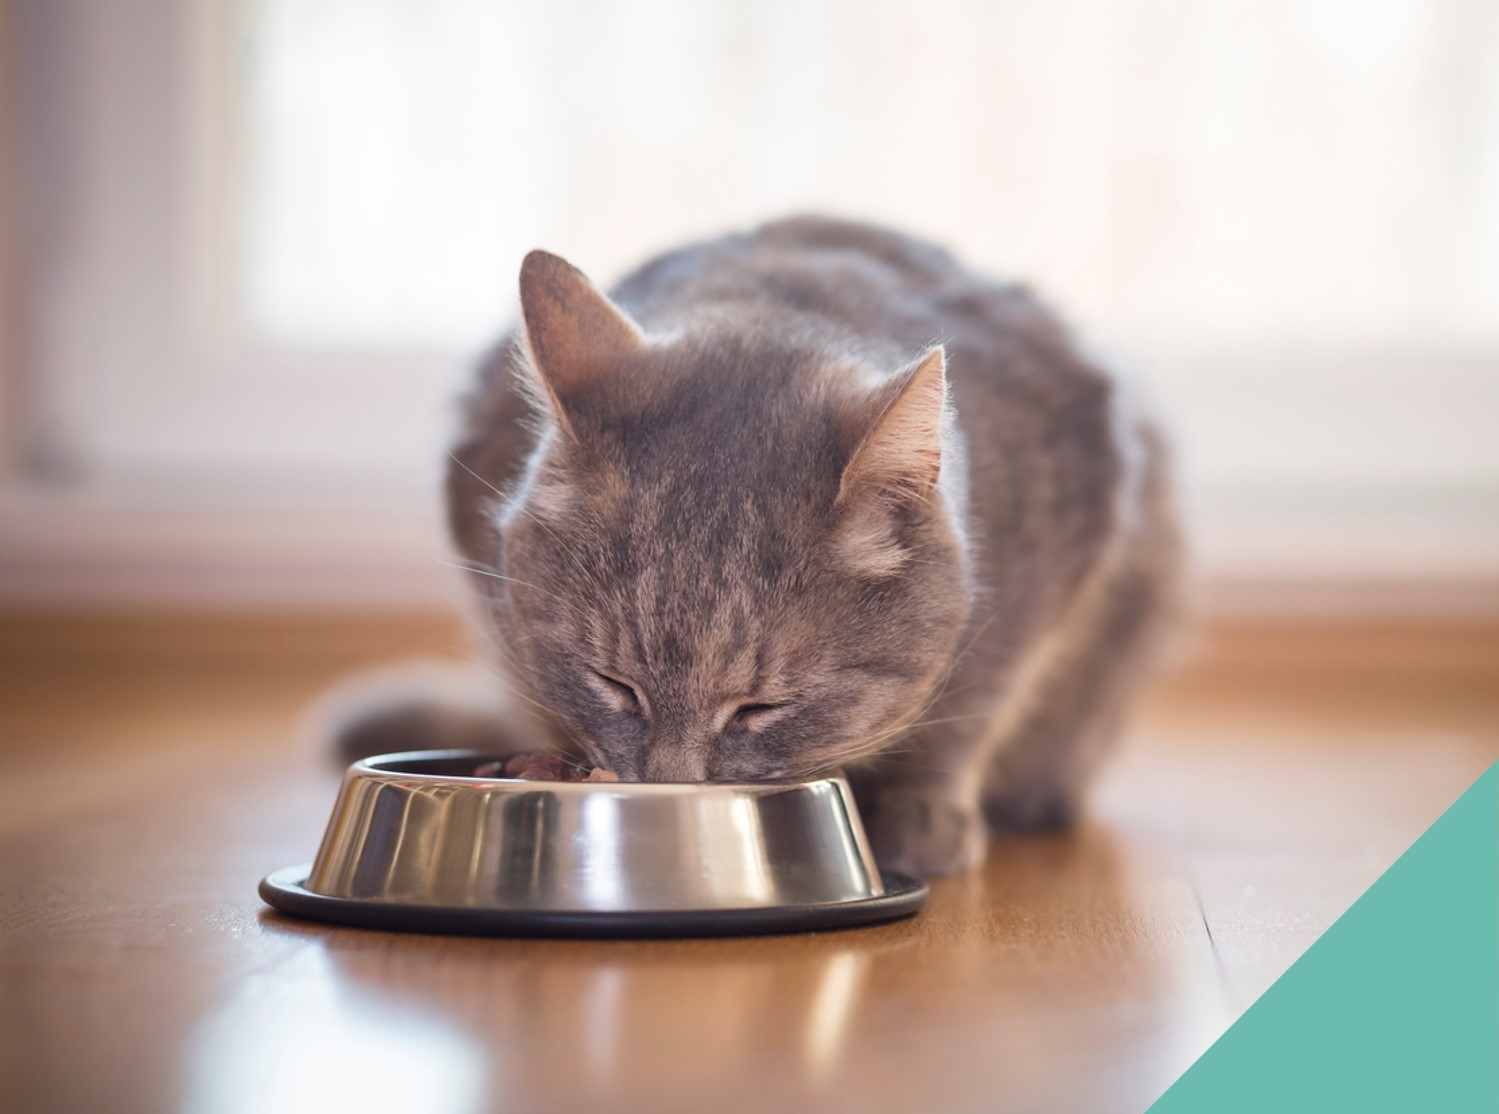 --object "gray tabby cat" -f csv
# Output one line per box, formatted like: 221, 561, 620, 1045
336, 217, 1180, 877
